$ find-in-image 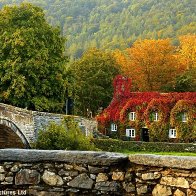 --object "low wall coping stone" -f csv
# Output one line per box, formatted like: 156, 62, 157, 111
0, 149, 128, 166
0, 150, 195, 169
129, 154, 196, 169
